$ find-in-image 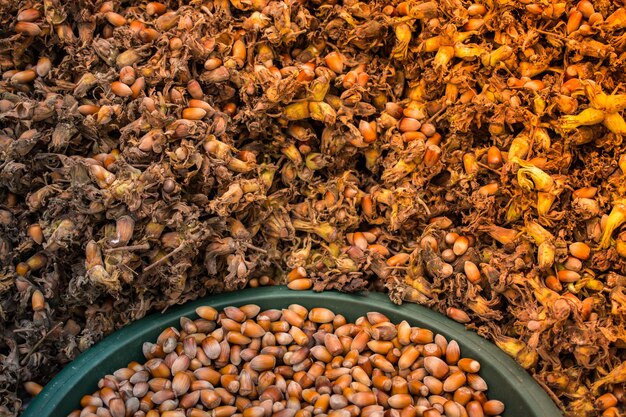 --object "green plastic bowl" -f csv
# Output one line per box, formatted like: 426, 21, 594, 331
22, 287, 562, 416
